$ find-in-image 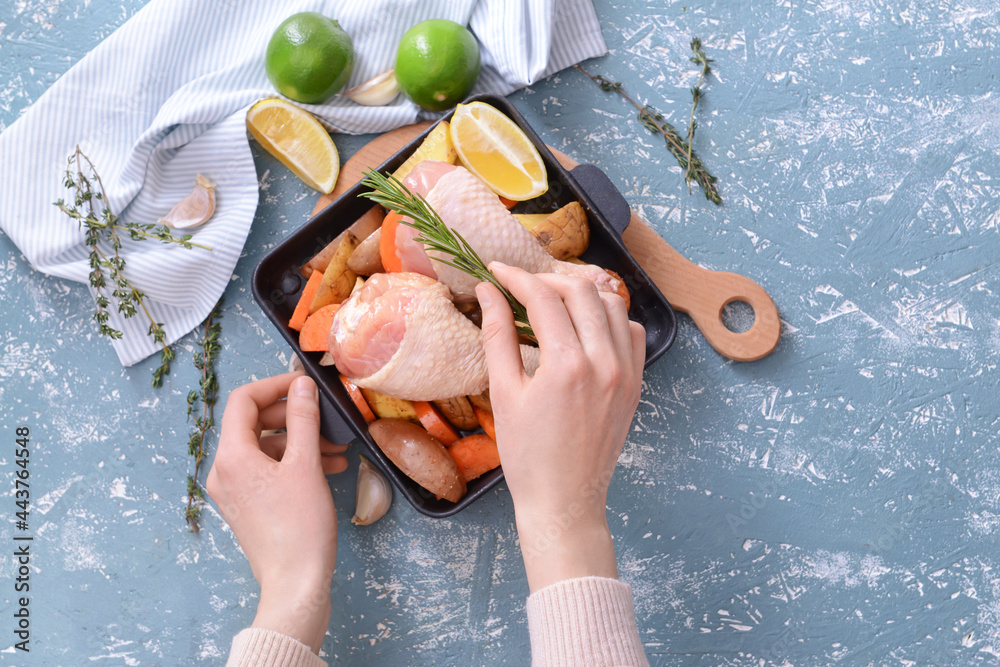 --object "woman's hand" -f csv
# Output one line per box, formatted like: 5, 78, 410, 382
206, 372, 348, 653
476, 264, 646, 593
